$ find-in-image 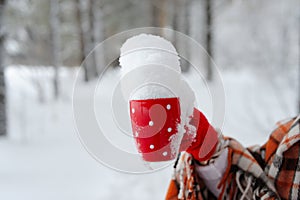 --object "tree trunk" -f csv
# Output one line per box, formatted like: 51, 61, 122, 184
88, 0, 98, 77
92, 0, 104, 73
205, 0, 213, 81
172, 0, 179, 47
152, 0, 166, 34
75, 0, 88, 82
0, 0, 6, 136
172, 0, 190, 72
50, 0, 60, 98
152, 0, 159, 27
158, 0, 166, 29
